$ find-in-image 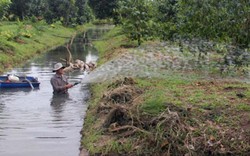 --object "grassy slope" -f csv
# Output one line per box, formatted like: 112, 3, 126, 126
0, 21, 91, 73
81, 27, 250, 155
